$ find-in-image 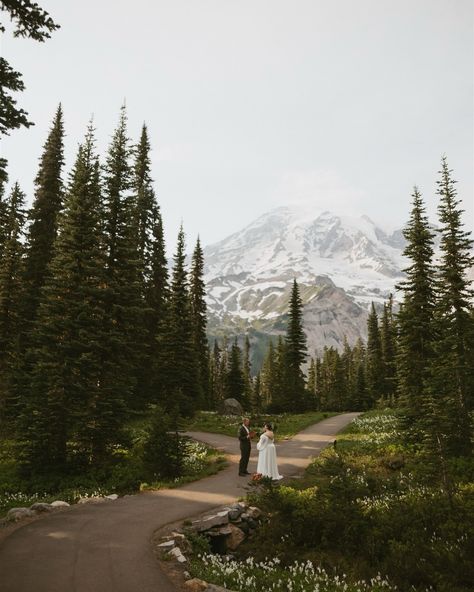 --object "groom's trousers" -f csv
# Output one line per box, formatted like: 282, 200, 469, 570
239, 441, 251, 474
